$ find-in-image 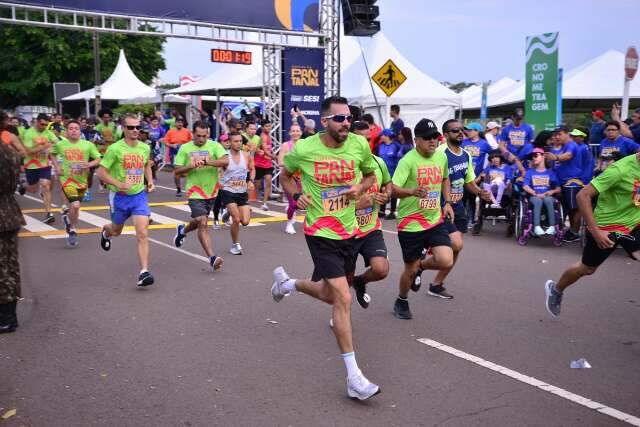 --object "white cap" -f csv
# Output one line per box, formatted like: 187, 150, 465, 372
486, 121, 500, 130
304, 119, 316, 129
